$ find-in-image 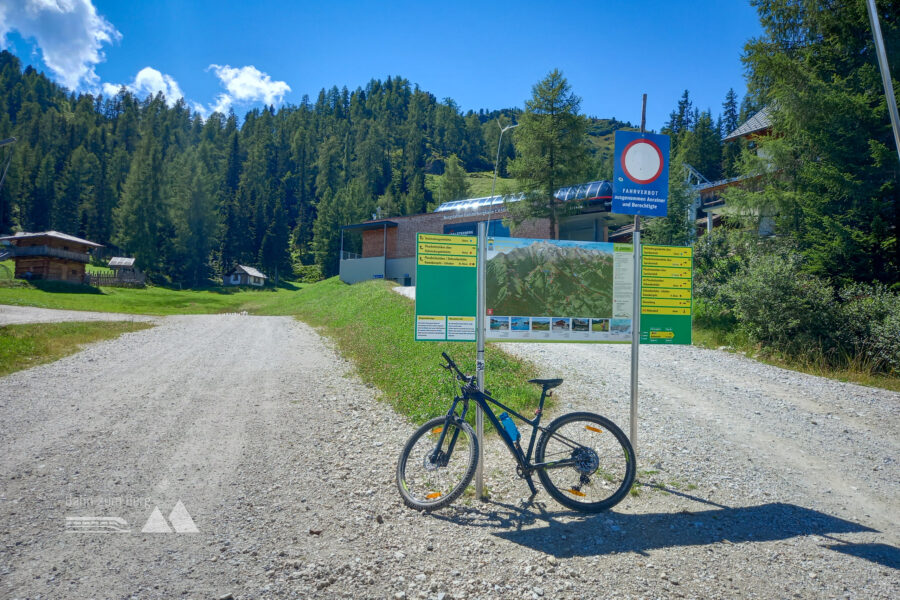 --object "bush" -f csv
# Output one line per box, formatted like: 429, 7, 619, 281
833, 283, 900, 375
721, 252, 837, 354
293, 263, 323, 283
